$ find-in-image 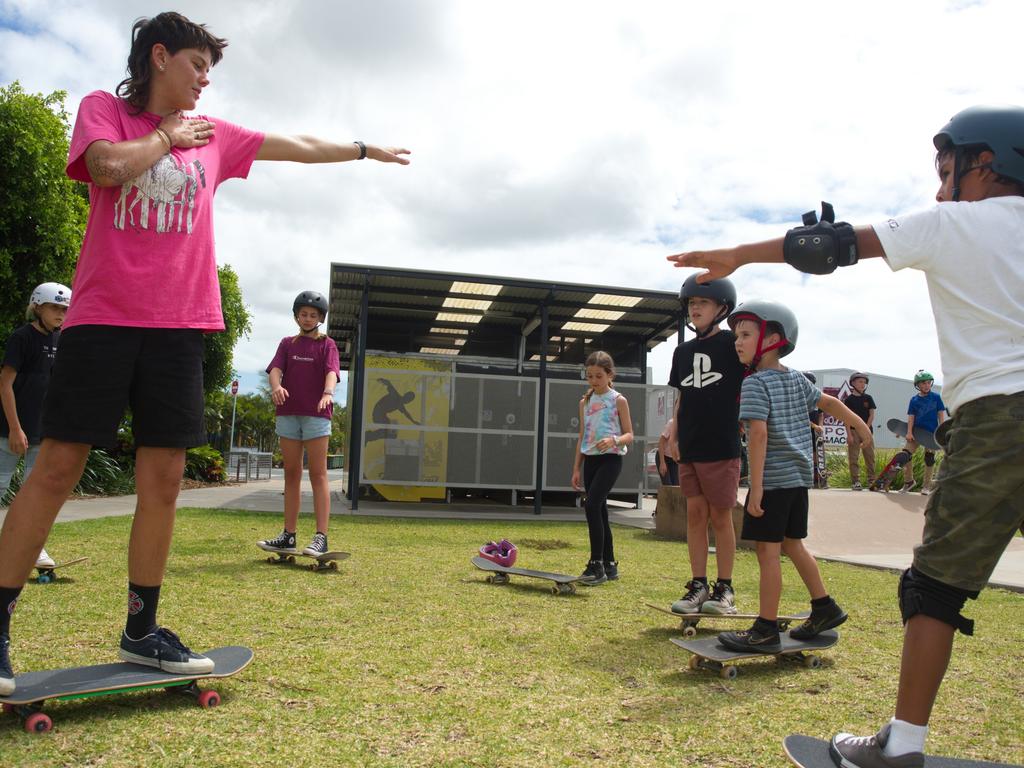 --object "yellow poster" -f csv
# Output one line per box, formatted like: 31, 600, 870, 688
362, 356, 450, 502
